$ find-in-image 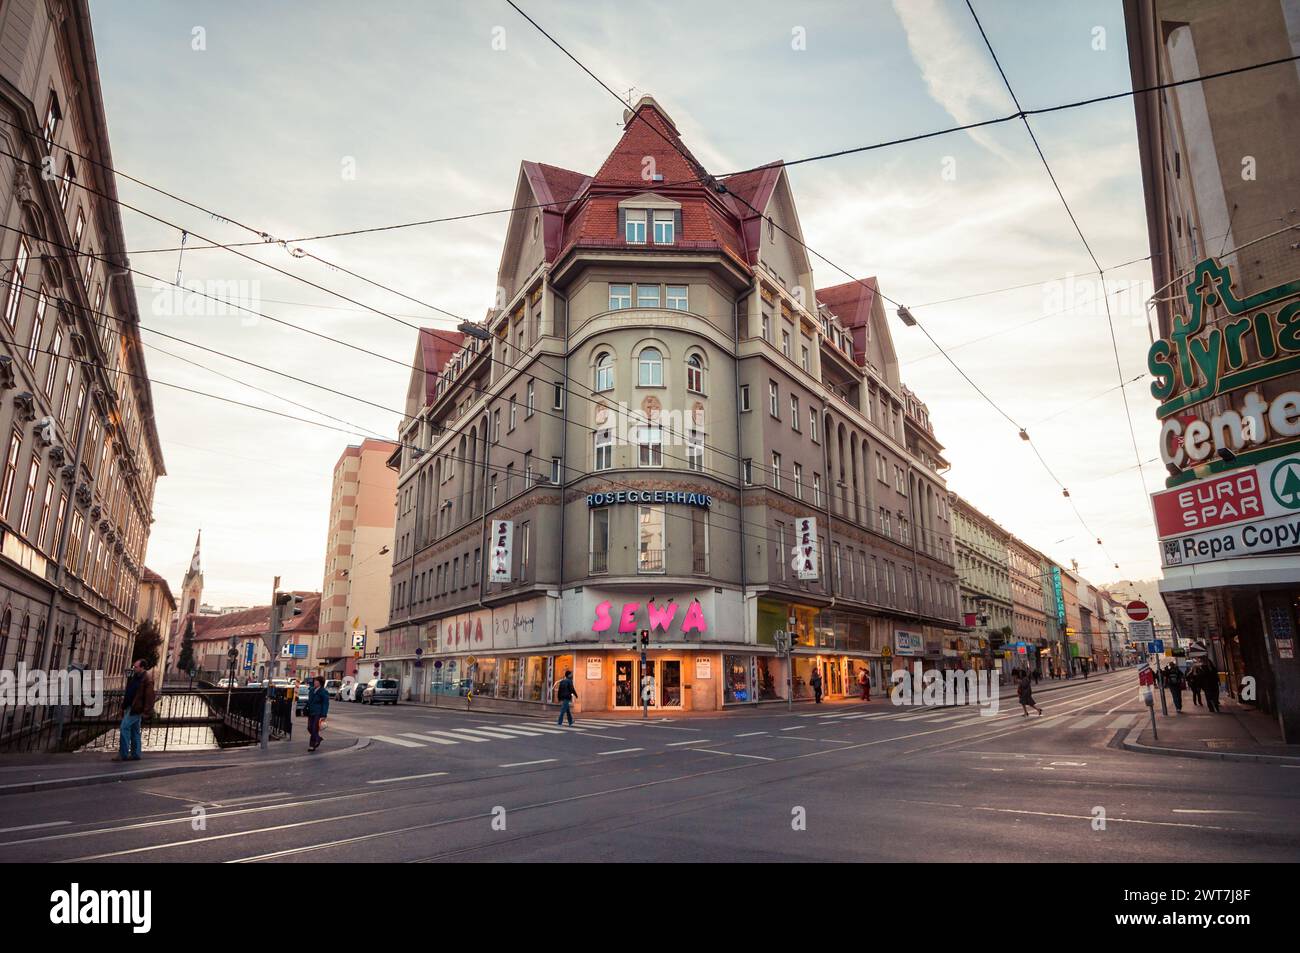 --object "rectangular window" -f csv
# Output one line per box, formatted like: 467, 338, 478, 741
526, 380, 535, 417
625, 210, 646, 244
653, 210, 675, 244
590, 507, 609, 573
809, 409, 819, 443
551, 456, 562, 484
552, 382, 564, 410
59, 362, 75, 423
790, 395, 800, 431
781, 329, 791, 358
44, 328, 62, 396
801, 345, 810, 373
519, 521, 531, 580
776, 521, 787, 581
771, 452, 782, 491
687, 429, 704, 472
692, 508, 709, 574
509, 396, 517, 431
638, 504, 665, 573
59, 160, 75, 209
769, 381, 779, 417
637, 284, 661, 308
19, 455, 39, 536
1, 429, 21, 517
637, 425, 663, 467
74, 209, 85, 250
594, 428, 613, 470
761, 313, 772, 342
814, 473, 823, 507
5, 238, 29, 327
742, 458, 753, 485
37, 478, 55, 550
666, 285, 688, 310
793, 463, 803, 500
739, 384, 751, 412
43, 91, 59, 145
27, 288, 47, 365
492, 409, 501, 442
609, 284, 632, 310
